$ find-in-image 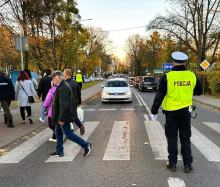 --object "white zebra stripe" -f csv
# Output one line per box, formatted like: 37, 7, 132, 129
103, 121, 130, 160
203, 122, 220, 134
45, 121, 99, 162
191, 126, 220, 162
0, 128, 51, 163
